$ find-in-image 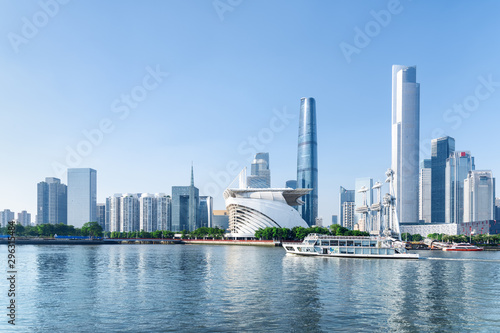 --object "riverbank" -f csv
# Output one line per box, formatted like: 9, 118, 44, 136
0, 238, 277, 246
